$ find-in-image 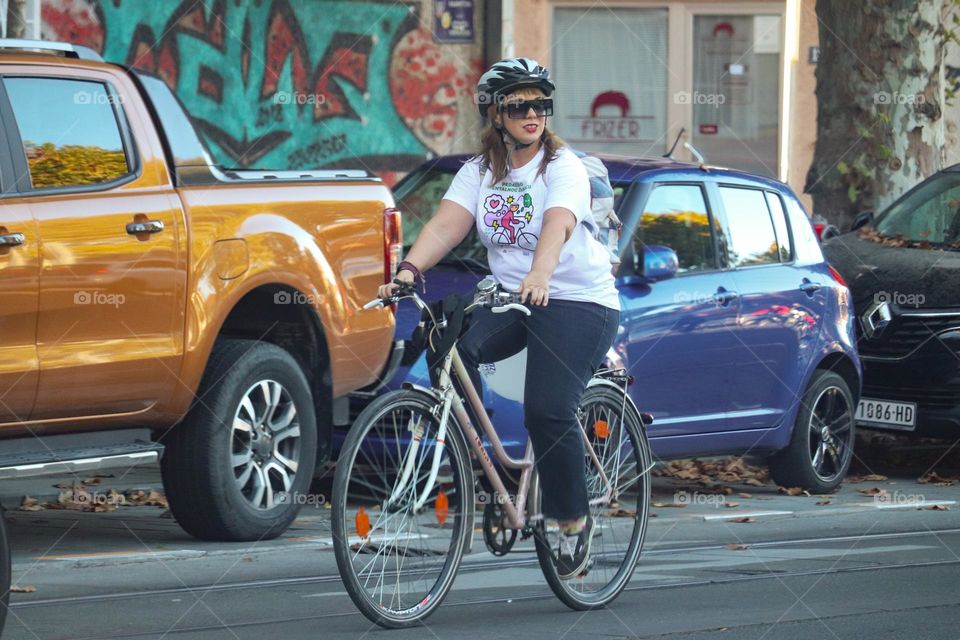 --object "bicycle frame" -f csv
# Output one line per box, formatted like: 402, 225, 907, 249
388, 343, 616, 531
